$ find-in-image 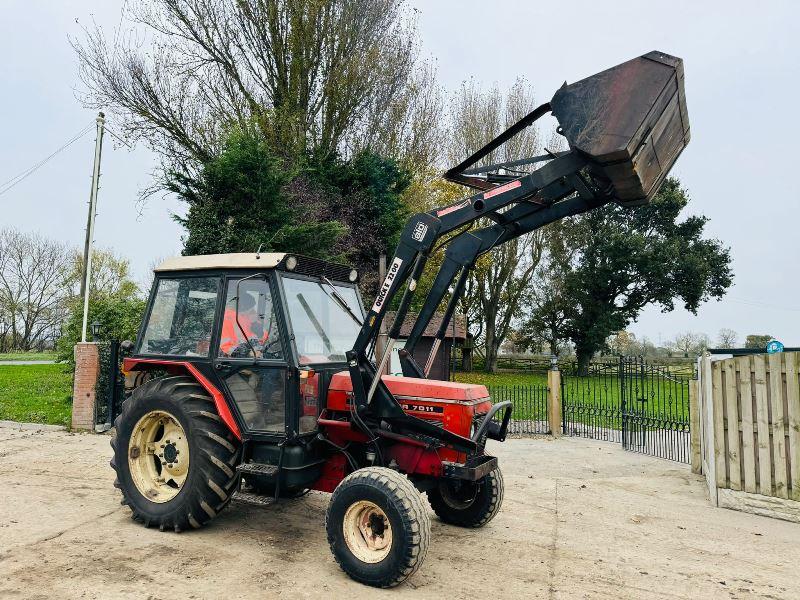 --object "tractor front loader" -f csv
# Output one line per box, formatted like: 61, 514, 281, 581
112, 51, 689, 587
